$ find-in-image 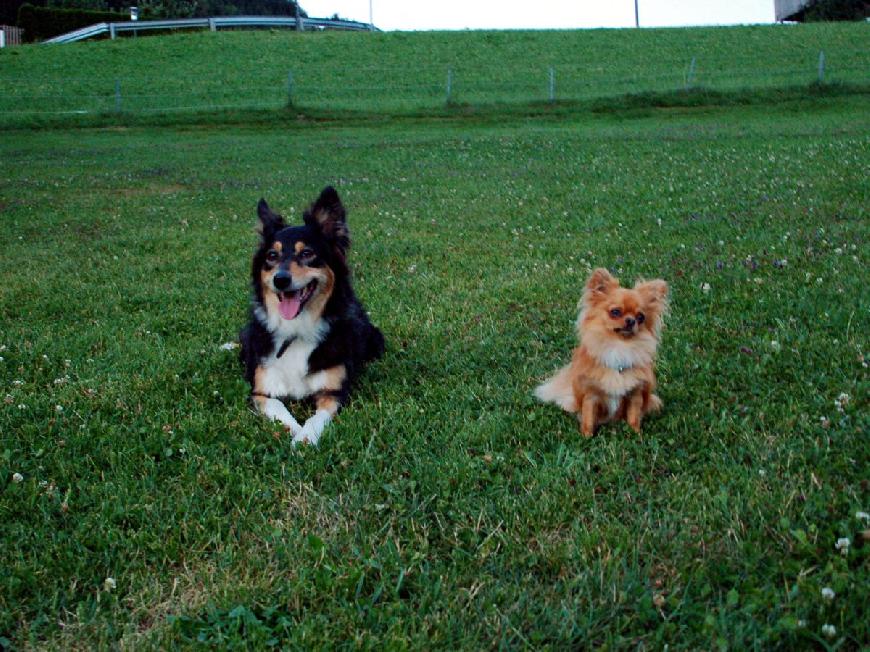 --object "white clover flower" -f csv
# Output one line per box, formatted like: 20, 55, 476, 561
821, 587, 835, 601
0, 356, 4, 362
41, 354, 49, 361
12, 380, 23, 386
55, 405, 63, 413
17, 404, 26, 410
219, 342, 239, 351
835, 537, 850, 554
770, 340, 781, 352
701, 283, 711, 293
834, 393, 850, 413
821, 624, 836, 638
12, 472, 24, 483
103, 577, 116, 591
856, 511, 870, 523
834, 247, 843, 255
